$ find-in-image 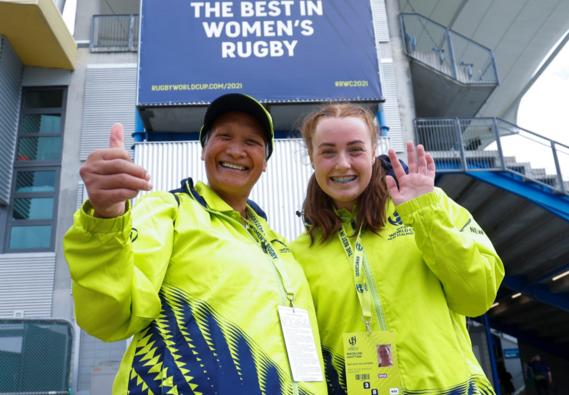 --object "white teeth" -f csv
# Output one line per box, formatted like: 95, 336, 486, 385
331, 176, 357, 184
222, 162, 246, 170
